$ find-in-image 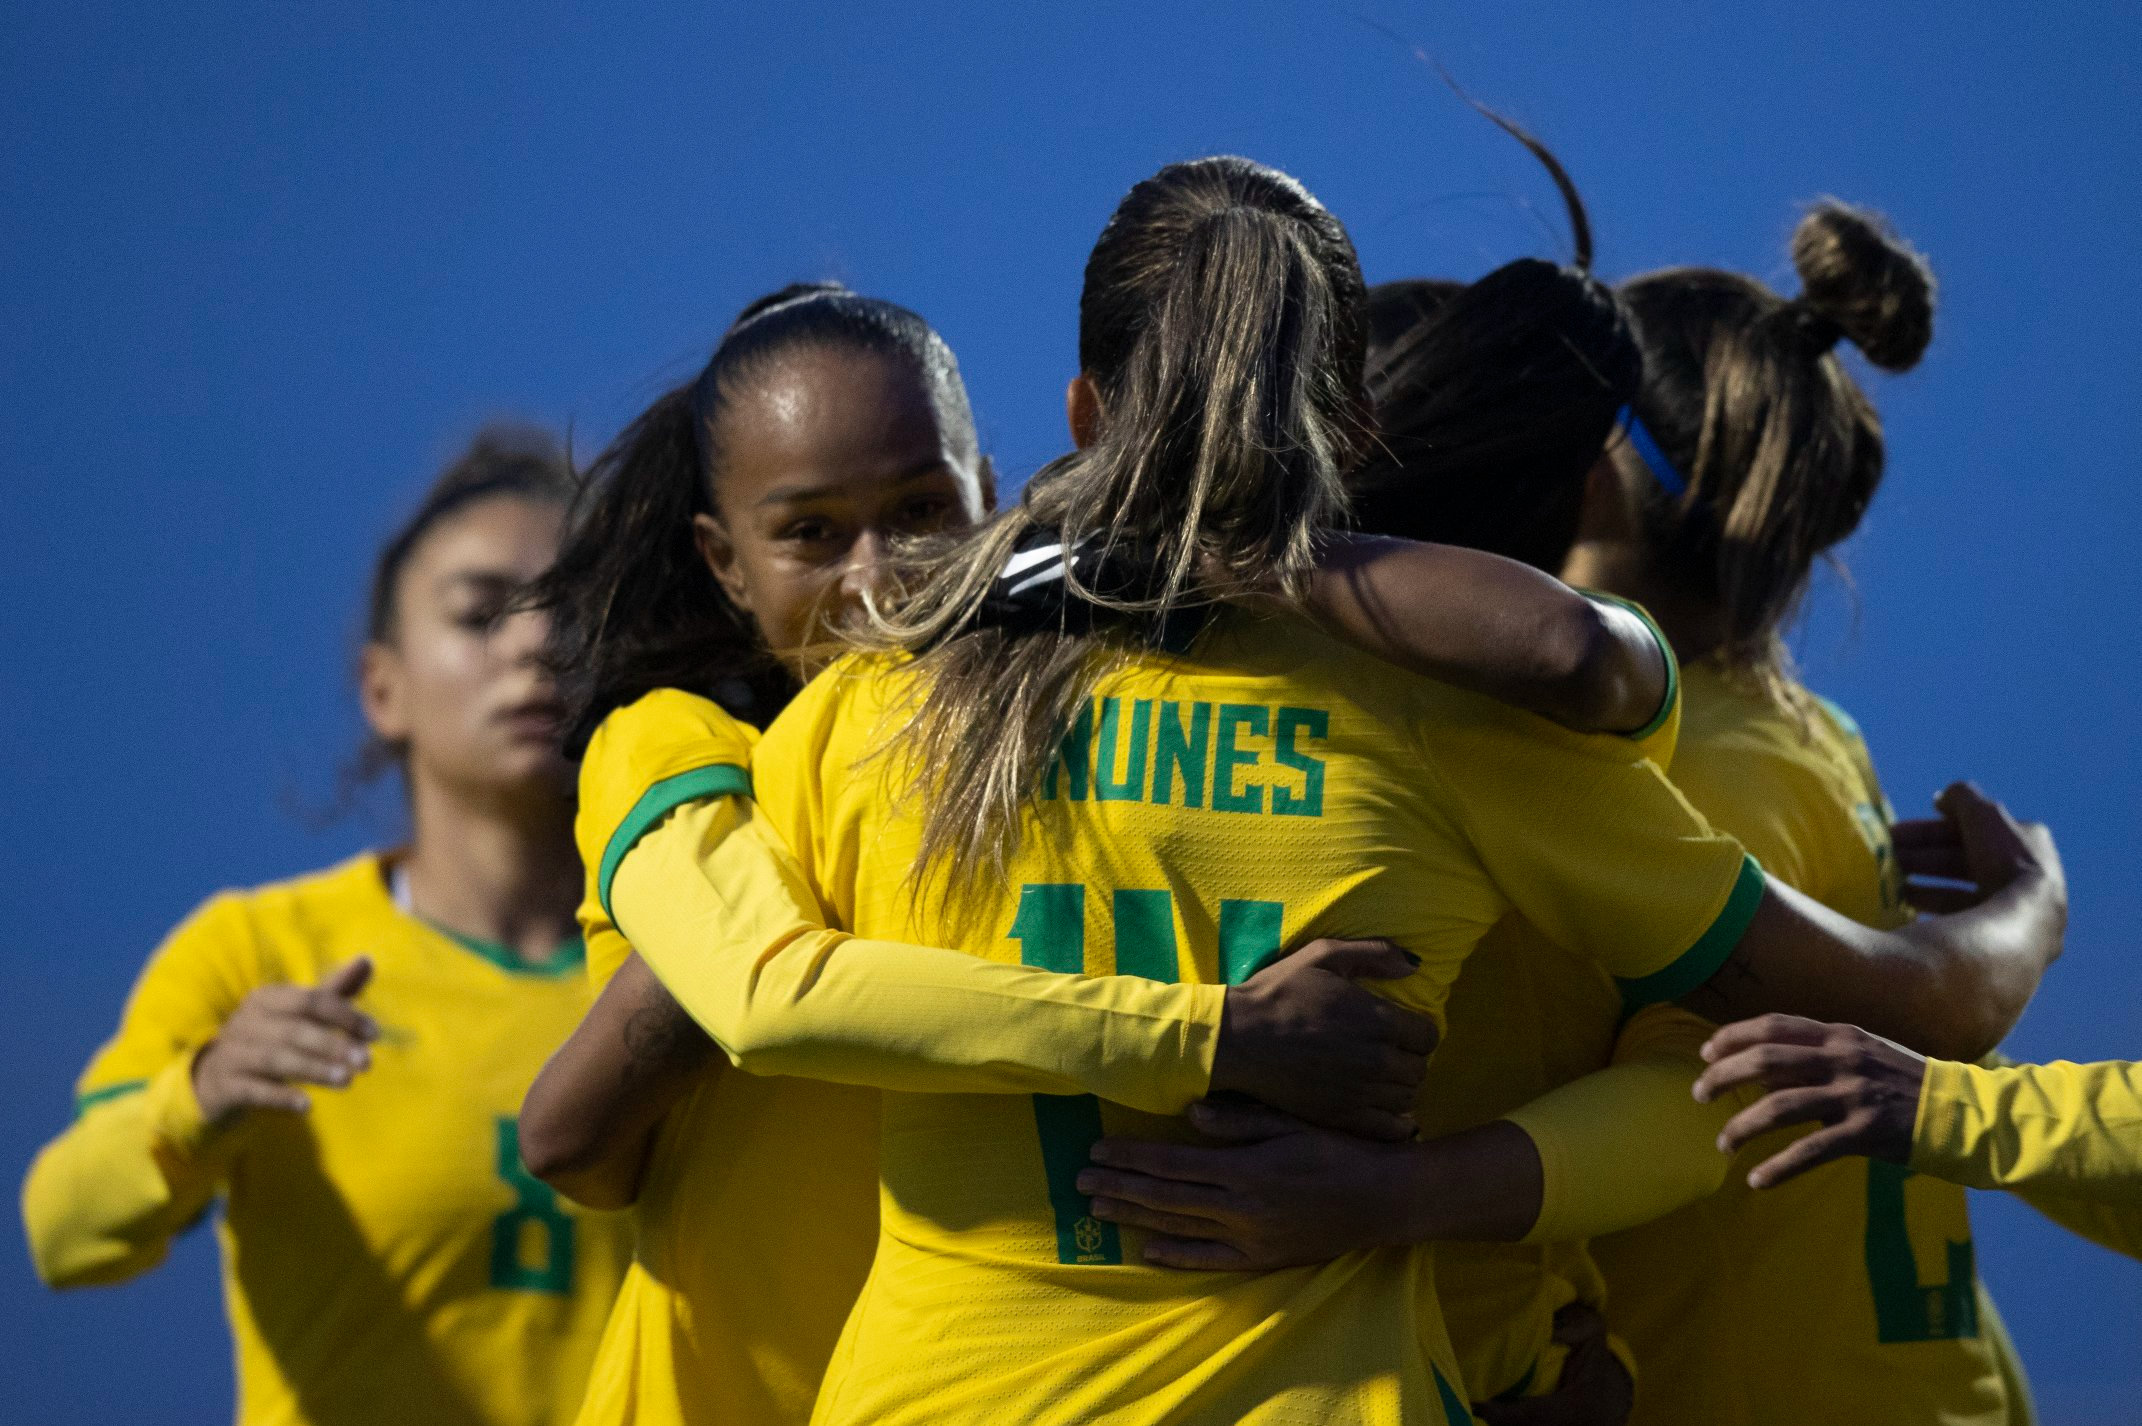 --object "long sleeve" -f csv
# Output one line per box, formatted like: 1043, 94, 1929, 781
23, 1057, 228, 1286
1912, 1057, 2142, 1260
613, 797, 1225, 1115
1503, 1005, 1747, 1243
22, 896, 258, 1288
